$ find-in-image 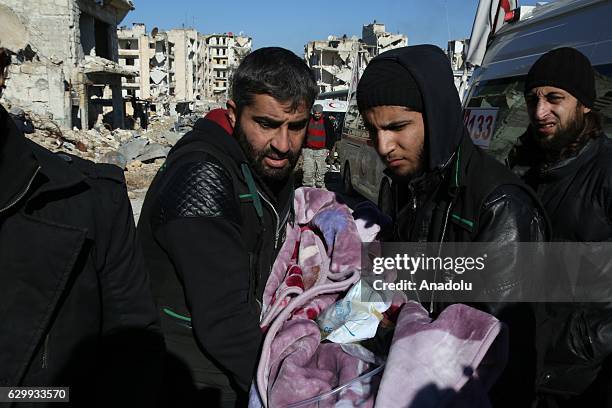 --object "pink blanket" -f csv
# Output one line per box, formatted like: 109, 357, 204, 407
252, 188, 508, 408
375, 301, 508, 408
255, 188, 363, 407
